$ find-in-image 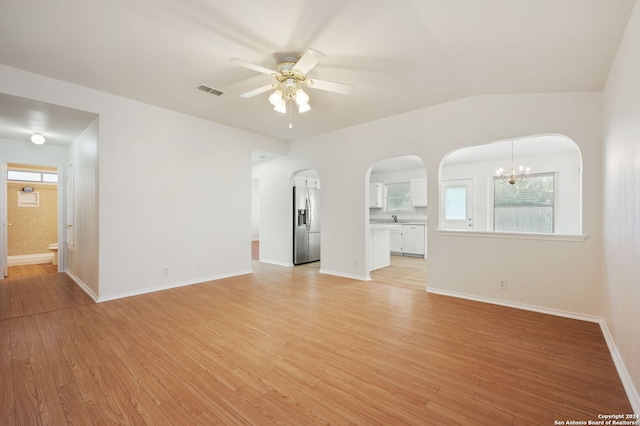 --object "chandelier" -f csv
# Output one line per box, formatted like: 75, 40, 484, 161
495, 141, 530, 185
267, 68, 311, 115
